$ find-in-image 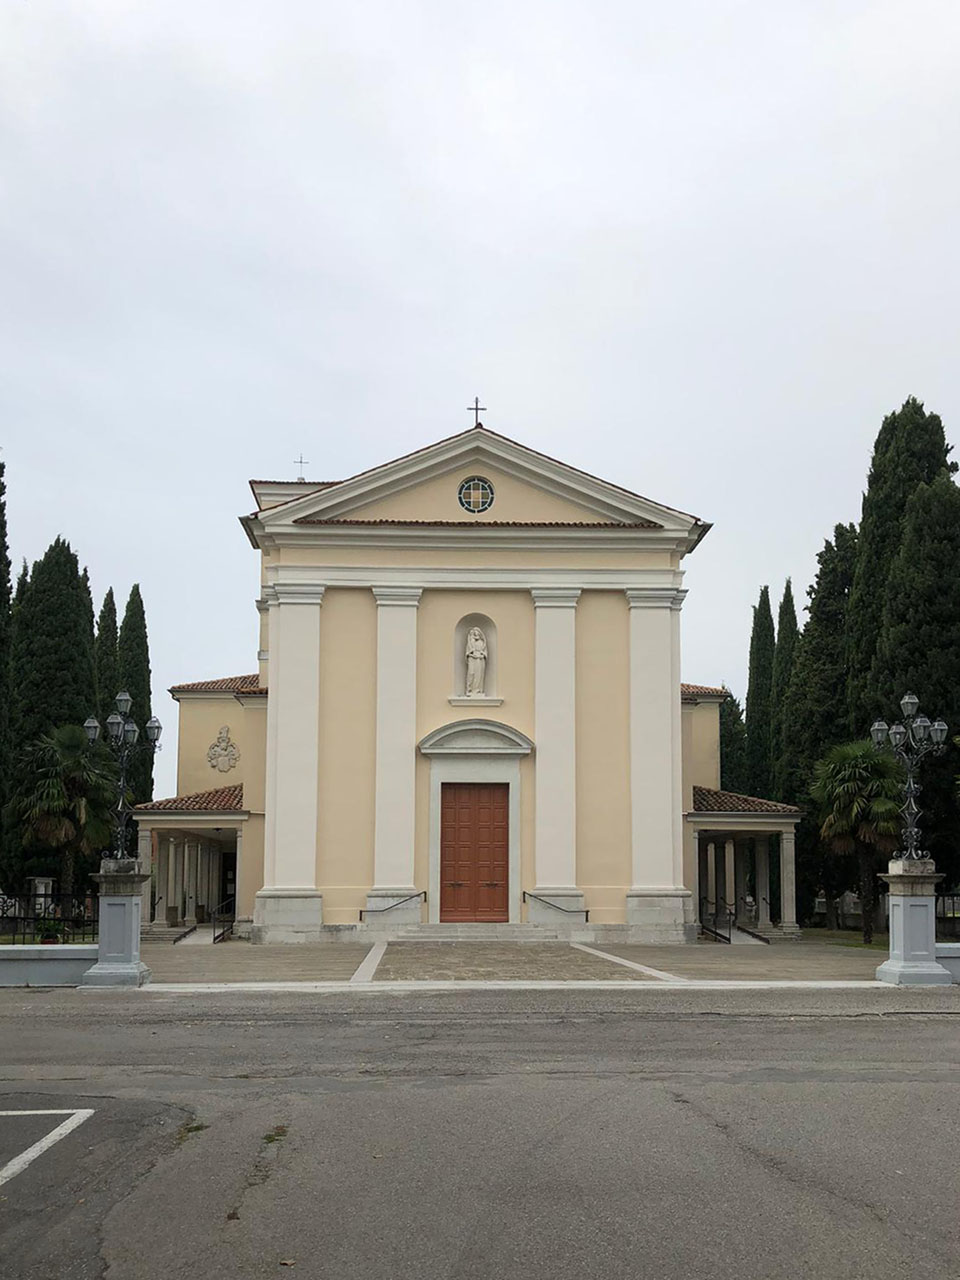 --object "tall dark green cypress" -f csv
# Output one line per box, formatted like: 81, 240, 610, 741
3, 540, 97, 886
770, 580, 799, 798
870, 473, 960, 882
118, 584, 153, 803
95, 589, 120, 721
719, 689, 748, 794
778, 524, 859, 921
847, 397, 954, 728
0, 463, 11, 880
744, 585, 775, 797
